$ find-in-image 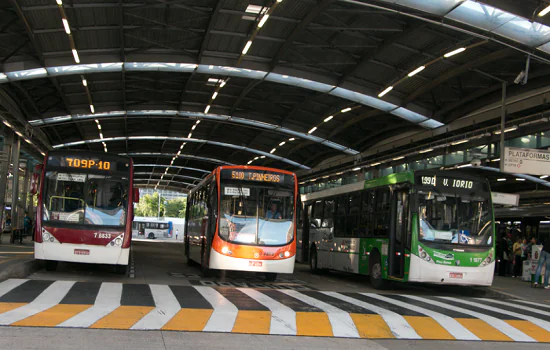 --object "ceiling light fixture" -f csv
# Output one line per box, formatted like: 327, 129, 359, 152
258, 14, 269, 28
393, 156, 404, 161
451, 139, 468, 146
378, 86, 393, 98
540, 175, 549, 179
308, 126, 317, 134
204, 105, 211, 114
324, 116, 333, 122
242, 41, 253, 55
370, 162, 381, 166
72, 49, 80, 64
82, 79, 87, 86
3, 120, 12, 128
220, 80, 226, 88
352, 167, 361, 171
97, 124, 101, 130
516, 178, 525, 181
497, 178, 506, 182
56, 0, 62, 5
212, 92, 218, 100
62, 18, 71, 34
492, 158, 500, 162
419, 148, 433, 154
187, 132, 192, 138
288, 138, 295, 141
444, 47, 466, 58
341, 107, 352, 113
270, 148, 276, 154
493, 126, 518, 134
279, 141, 286, 146
90, 104, 95, 113
539, 4, 550, 17
407, 66, 425, 77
